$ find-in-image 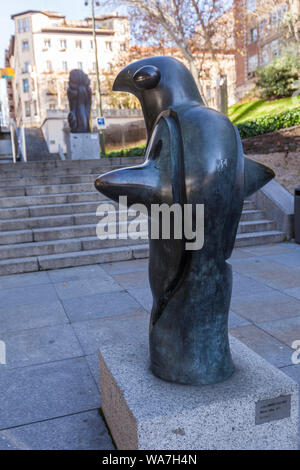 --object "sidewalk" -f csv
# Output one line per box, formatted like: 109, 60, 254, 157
0, 242, 299, 449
